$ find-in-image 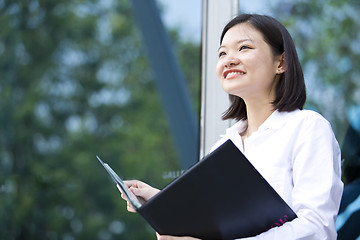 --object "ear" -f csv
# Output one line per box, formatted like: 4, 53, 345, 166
275, 53, 286, 74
